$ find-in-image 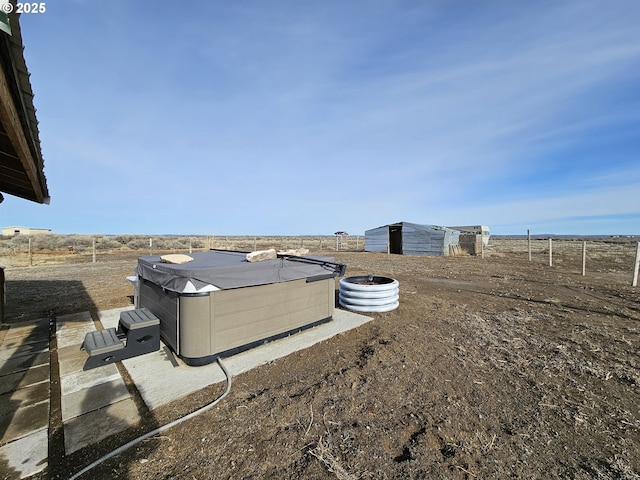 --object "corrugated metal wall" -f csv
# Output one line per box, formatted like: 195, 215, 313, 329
402, 222, 460, 256
364, 225, 389, 252
364, 222, 461, 256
